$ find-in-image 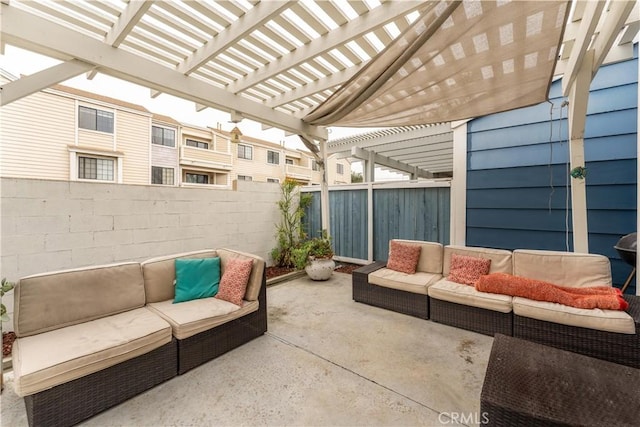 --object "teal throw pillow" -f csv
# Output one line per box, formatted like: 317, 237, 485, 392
173, 257, 221, 304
